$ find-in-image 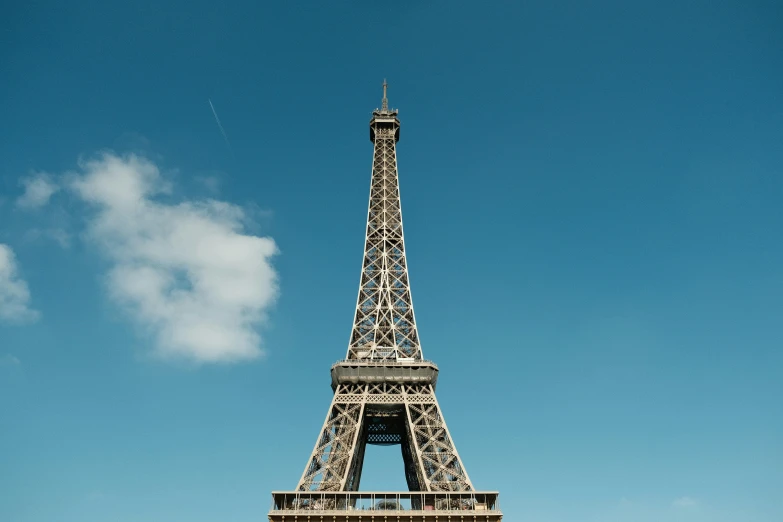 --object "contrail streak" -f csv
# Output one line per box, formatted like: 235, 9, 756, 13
208, 99, 233, 154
